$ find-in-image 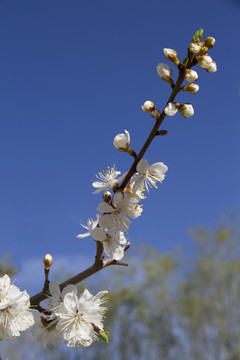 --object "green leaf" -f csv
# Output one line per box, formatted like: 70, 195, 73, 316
182, 57, 189, 67
192, 28, 204, 43
99, 331, 109, 343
